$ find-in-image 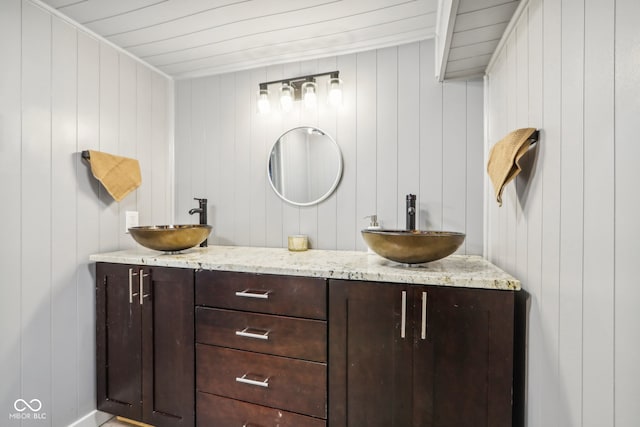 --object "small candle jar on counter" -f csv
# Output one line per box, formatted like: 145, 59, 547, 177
288, 235, 309, 251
